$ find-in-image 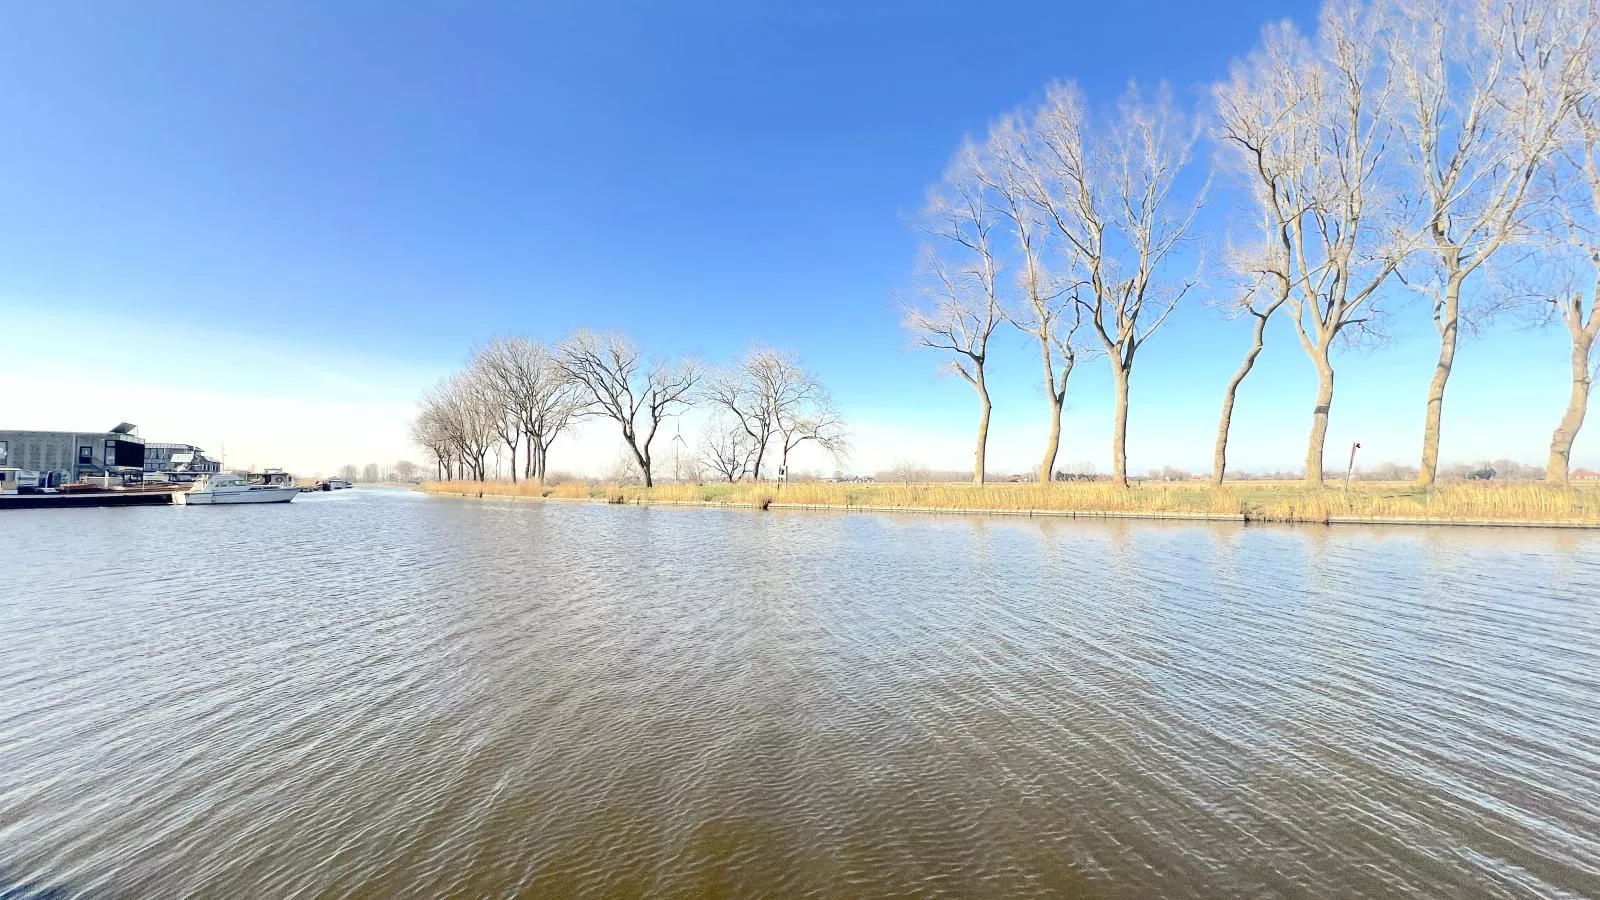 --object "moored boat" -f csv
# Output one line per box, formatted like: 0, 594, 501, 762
247, 469, 299, 489
175, 472, 298, 505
